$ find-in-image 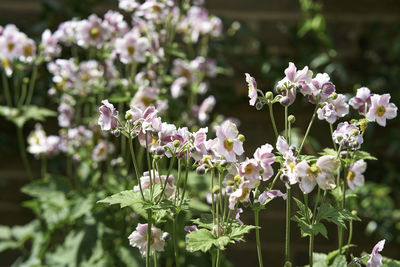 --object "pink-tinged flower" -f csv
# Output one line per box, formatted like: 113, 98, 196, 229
19, 38, 36, 63
136, 0, 169, 23
190, 57, 218, 78
128, 223, 166, 257
172, 58, 195, 81
98, 100, 119, 131
276, 136, 298, 185
58, 103, 74, 128
347, 160, 366, 190
119, 0, 139, 12
184, 225, 198, 233
27, 124, 47, 157
0, 26, 3, 35
239, 158, 262, 186
54, 20, 79, 46
134, 171, 175, 199
257, 190, 286, 205
0, 24, 26, 60
296, 155, 339, 194
215, 120, 244, 162
190, 127, 208, 161
114, 30, 149, 64
130, 87, 167, 112
76, 15, 110, 48
198, 95, 216, 124
92, 141, 114, 162
349, 87, 372, 114
332, 122, 363, 150
228, 181, 251, 209
253, 143, 275, 180
302, 73, 335, 103
366, 240, 385, 267
317, 94, 349, 124
245, 73, 258, 106
41, 29, 61, 61
103, 10, 129, 40
366, 94, 397, 127
171, 77, 188, 99
45, 135, 60, 156
135, 70, 158, 87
